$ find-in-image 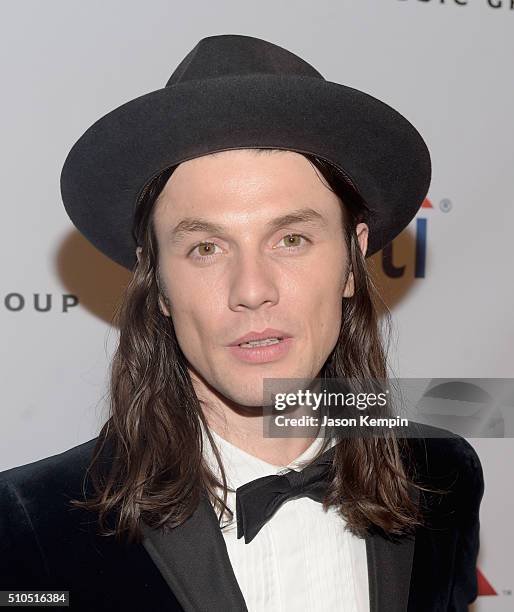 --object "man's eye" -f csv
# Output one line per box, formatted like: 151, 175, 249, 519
189, 242, 221, 259
275, 234, 309, 249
